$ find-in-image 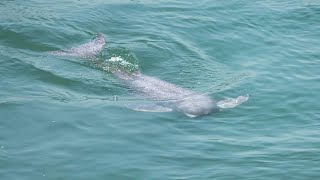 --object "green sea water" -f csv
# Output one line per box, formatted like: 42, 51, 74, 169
1, 0, 320, 179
